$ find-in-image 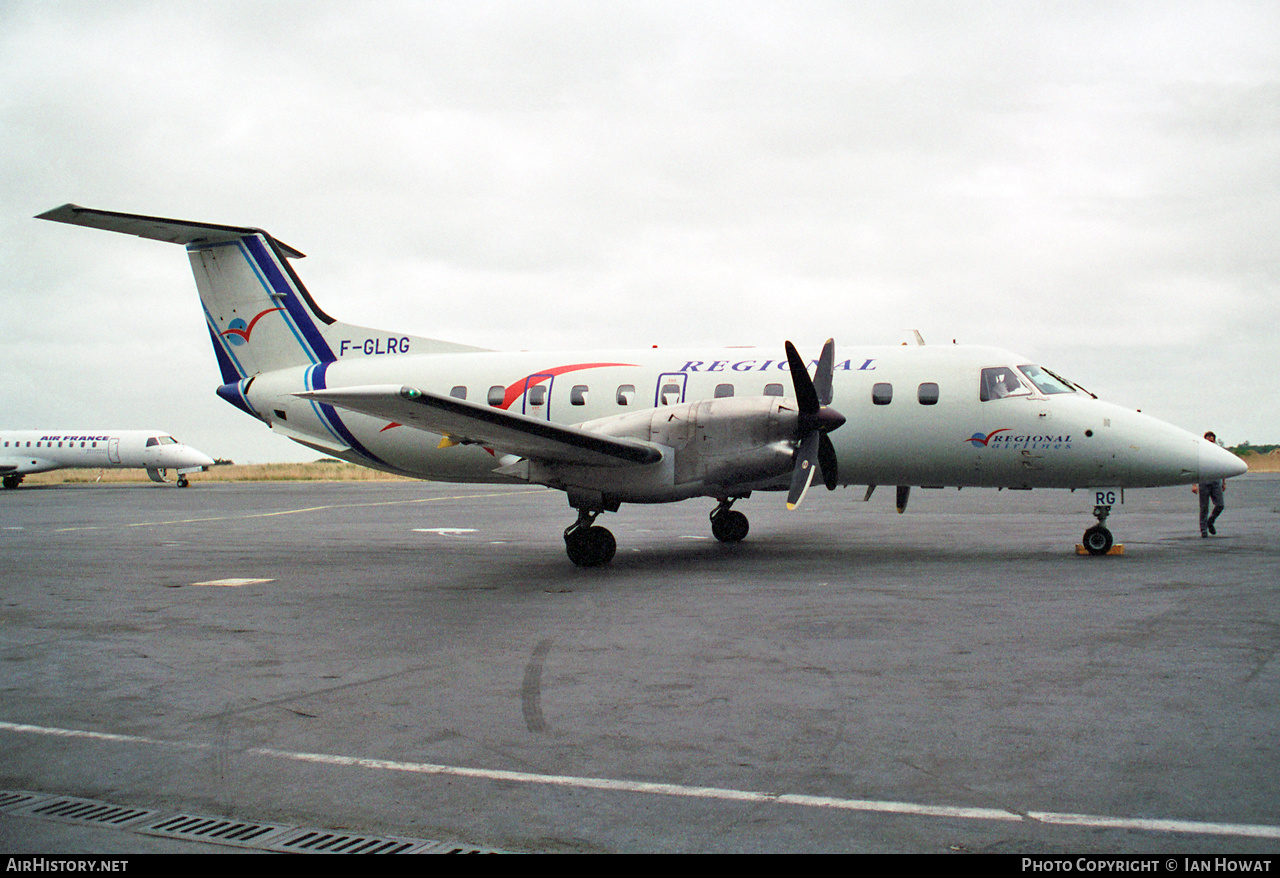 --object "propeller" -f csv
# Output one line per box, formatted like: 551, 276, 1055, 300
785, 339, 846, 509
